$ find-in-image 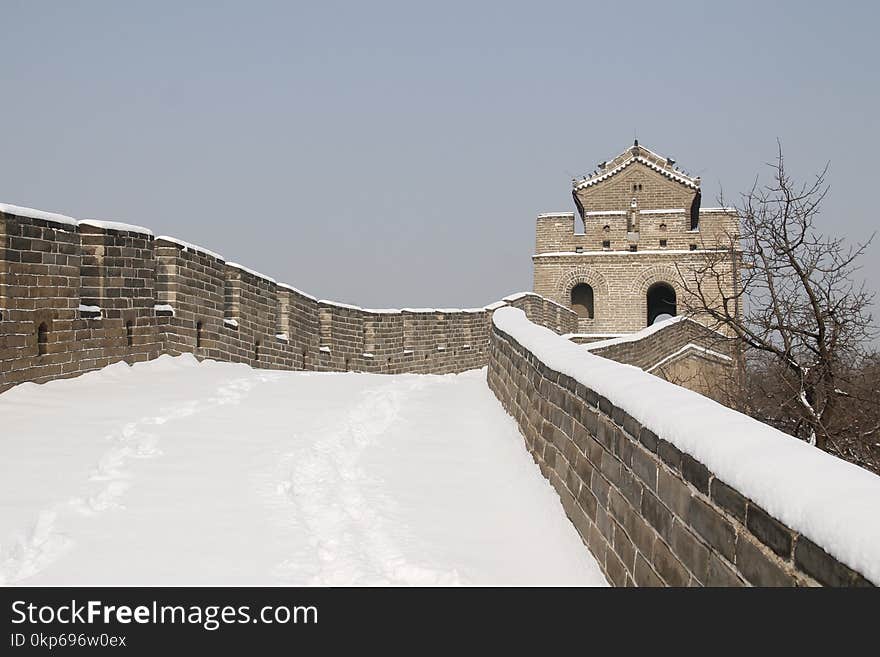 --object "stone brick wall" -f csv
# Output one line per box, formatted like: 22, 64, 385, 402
0, 207, 578, 391
584, 318, 732, 371
581, 318, 737, 403
487, 312, 875, 587
533, 250, 737, 334
0, 213, 160, 390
